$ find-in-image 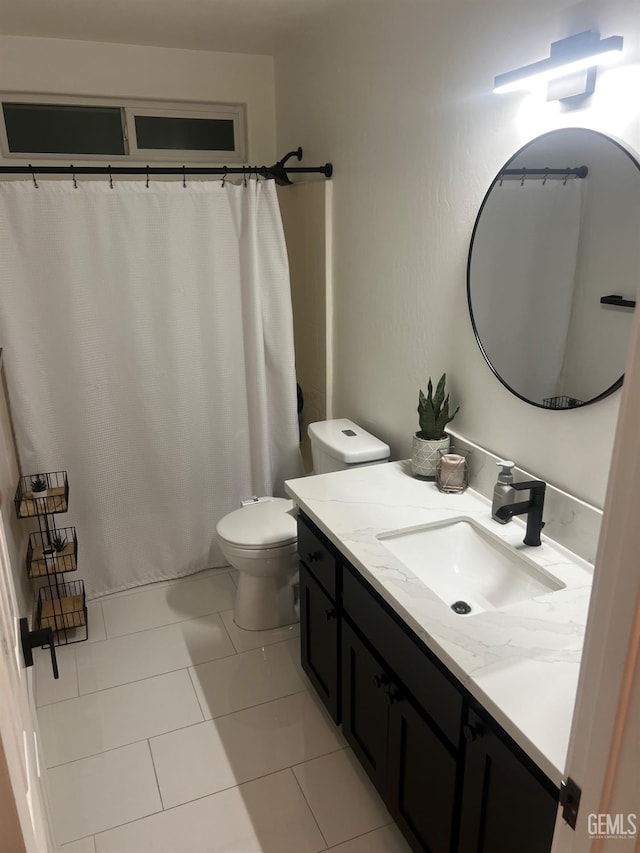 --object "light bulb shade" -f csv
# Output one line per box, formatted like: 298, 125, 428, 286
494, 31, 623, 94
